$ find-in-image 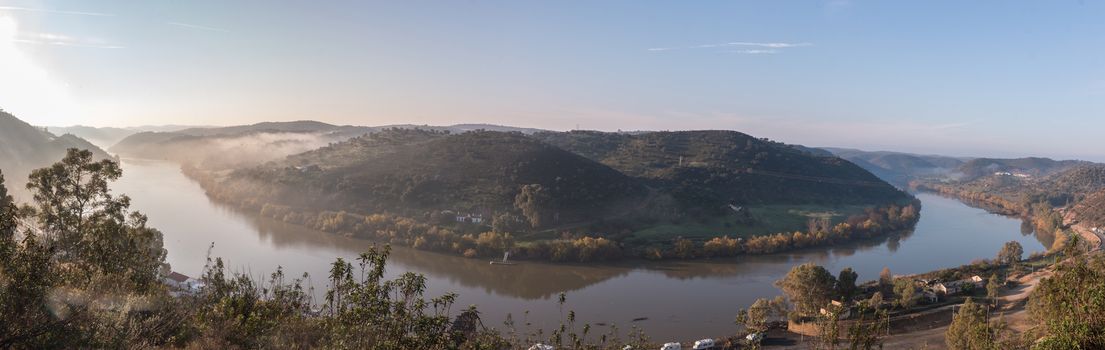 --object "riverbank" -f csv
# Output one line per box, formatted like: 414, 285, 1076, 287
114, 160, 1050, 341
183, 164, 922, 264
